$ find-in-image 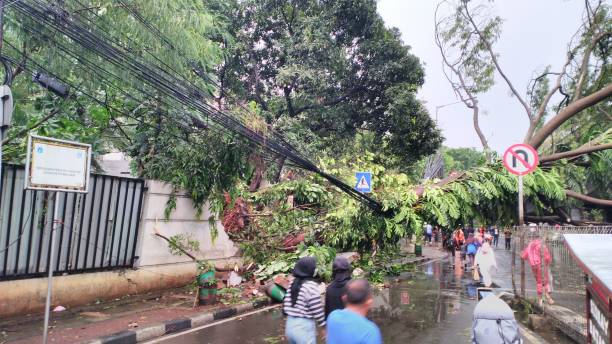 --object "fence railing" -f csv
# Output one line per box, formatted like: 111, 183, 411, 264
511, 225, 612, 342
0, 164, 145, 281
